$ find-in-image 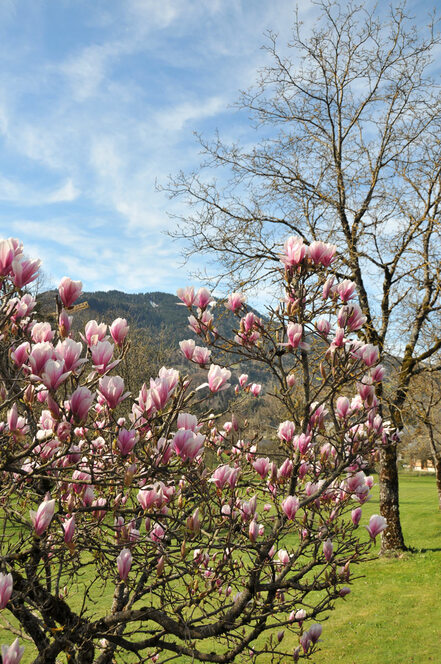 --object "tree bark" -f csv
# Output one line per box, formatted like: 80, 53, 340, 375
435, 458, 441, 511
379, 445, 406, 553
